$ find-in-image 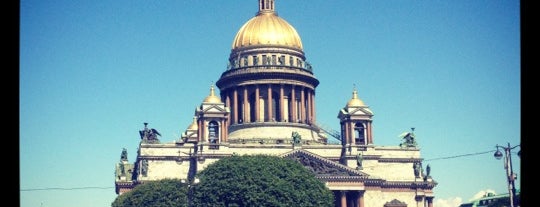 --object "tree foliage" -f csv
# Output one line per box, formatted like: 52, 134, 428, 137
111, 178, 188, 207
191, 154, 334, 207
